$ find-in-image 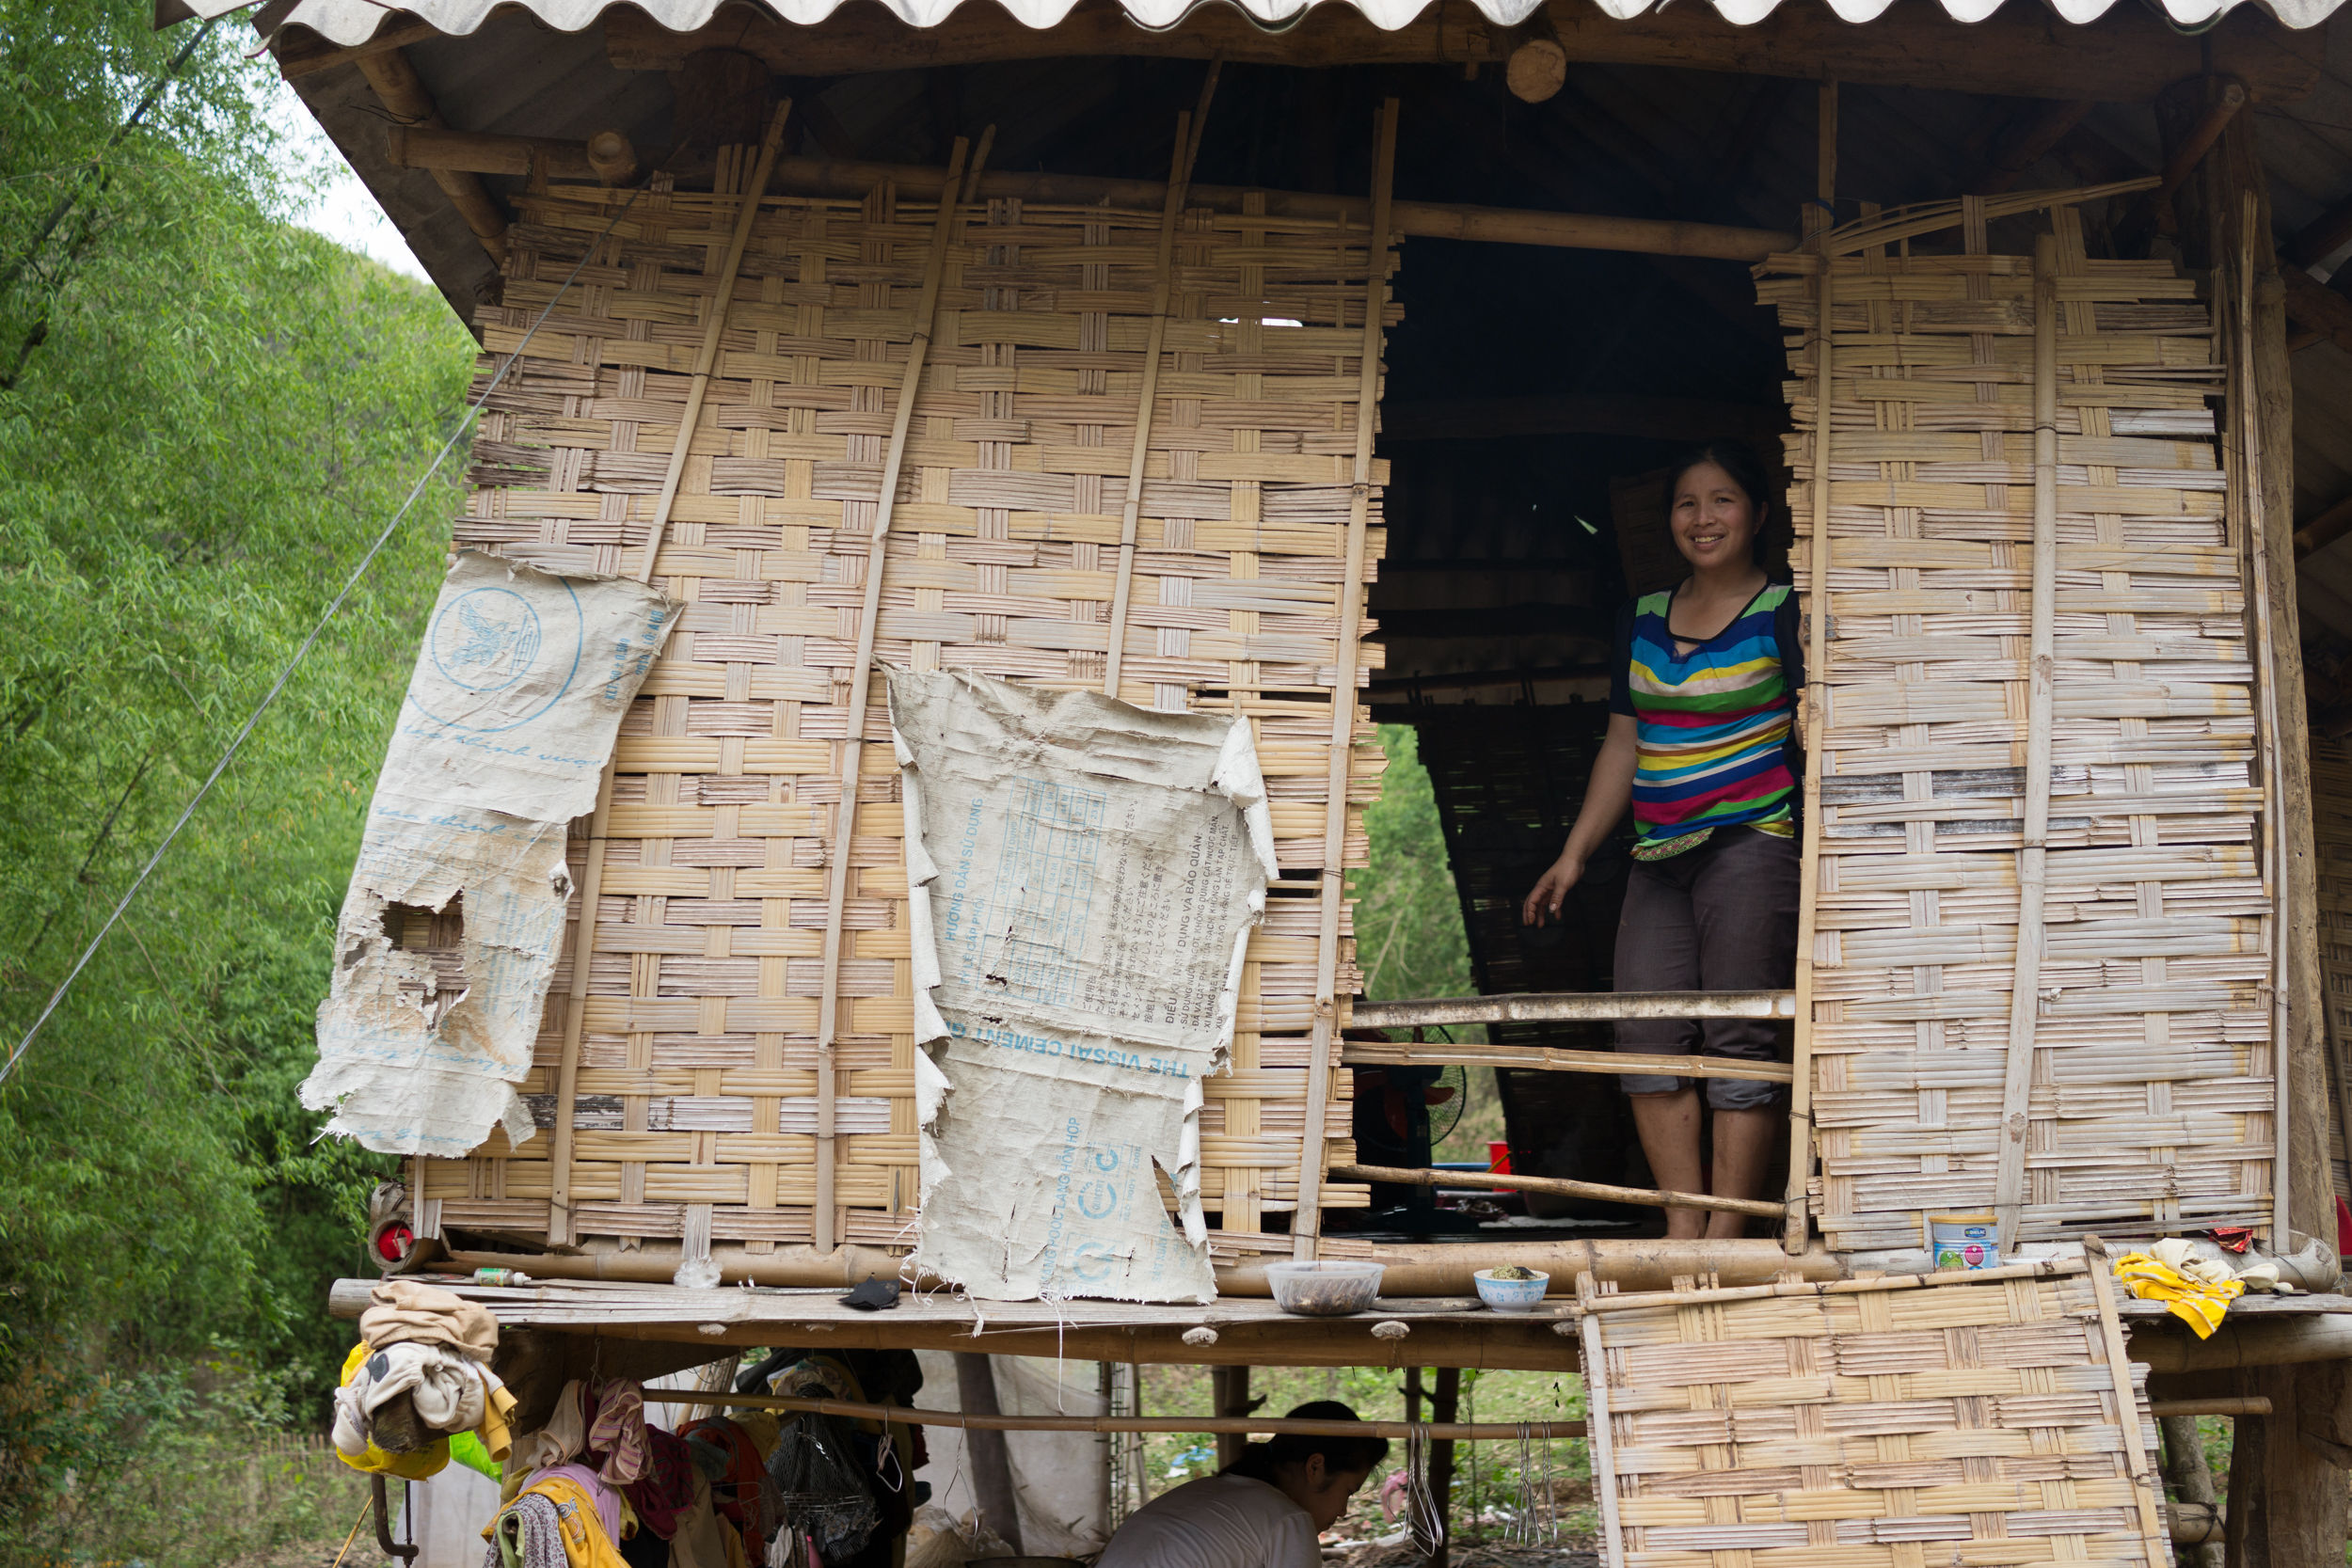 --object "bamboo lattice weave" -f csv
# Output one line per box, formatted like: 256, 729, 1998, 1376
1758, 206, 2275, 1253
417, 169, 1397, 1259
1581, 1267, 2171, 1568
